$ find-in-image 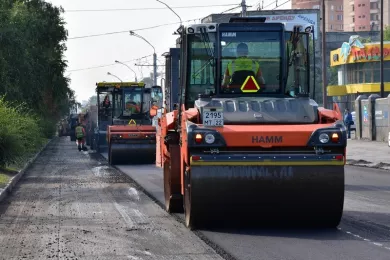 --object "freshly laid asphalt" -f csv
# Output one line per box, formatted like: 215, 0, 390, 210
103, 152, 390, 260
